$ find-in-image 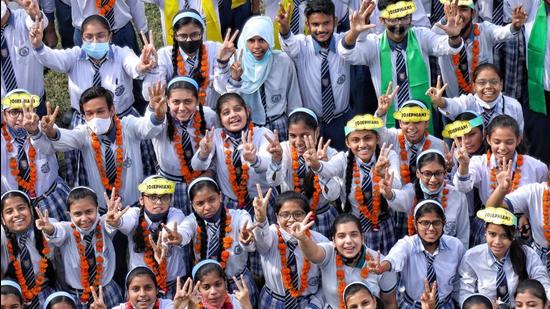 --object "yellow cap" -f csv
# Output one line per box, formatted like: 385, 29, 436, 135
344, 114, 384, 136
393, 105, 431, 122
138, 176, 176, 195
380, 1, 417, 19
1, 89, 40, 110
476, 207, 517, 226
